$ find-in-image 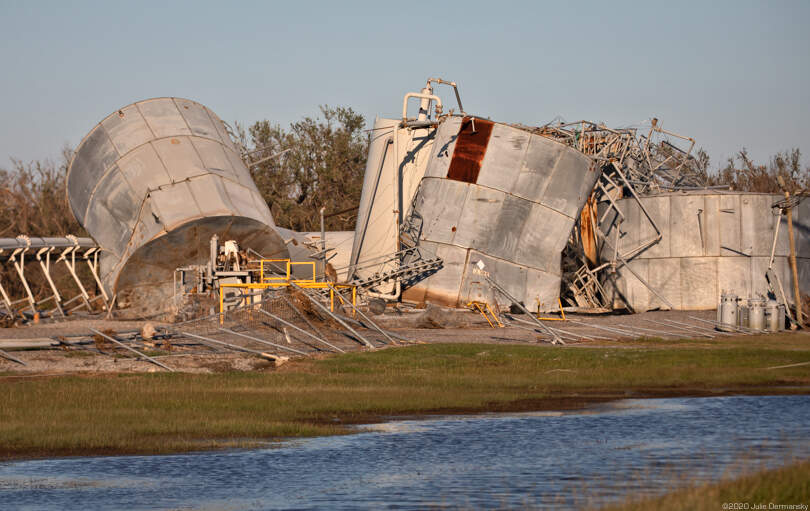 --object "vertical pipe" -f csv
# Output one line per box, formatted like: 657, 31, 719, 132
219, 287, 224, 325
319, 207, 326, 253
10, 249, 36, 314
209, 234, 219, 286
417, 84, 433, 121
84, 249, 109, 302
785, 192, 804, 327
393, 129, 400, 252
769, 211, 782, 268
36, 248, 64, 317
0, 279, 12, 313
59, 247, 92, 310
